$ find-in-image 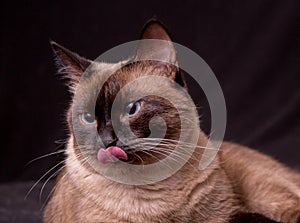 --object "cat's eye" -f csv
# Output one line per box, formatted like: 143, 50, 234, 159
81, 112, 96, 125
126, 101, 141, 117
